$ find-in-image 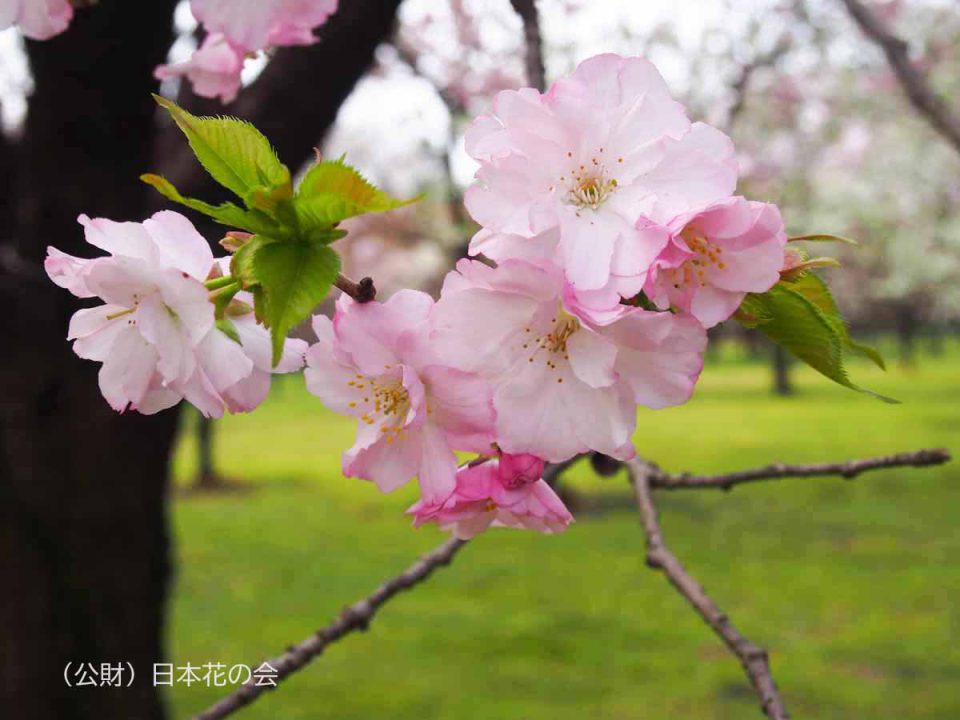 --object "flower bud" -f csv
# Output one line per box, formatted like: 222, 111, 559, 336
498, 453, 545, 489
